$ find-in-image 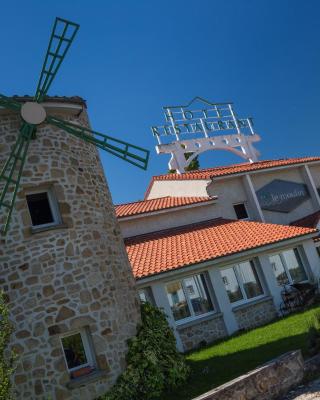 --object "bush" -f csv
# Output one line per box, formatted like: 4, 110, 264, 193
102, 302, 189, 400
0, 292, 15, 400
307, 310, 320, 356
